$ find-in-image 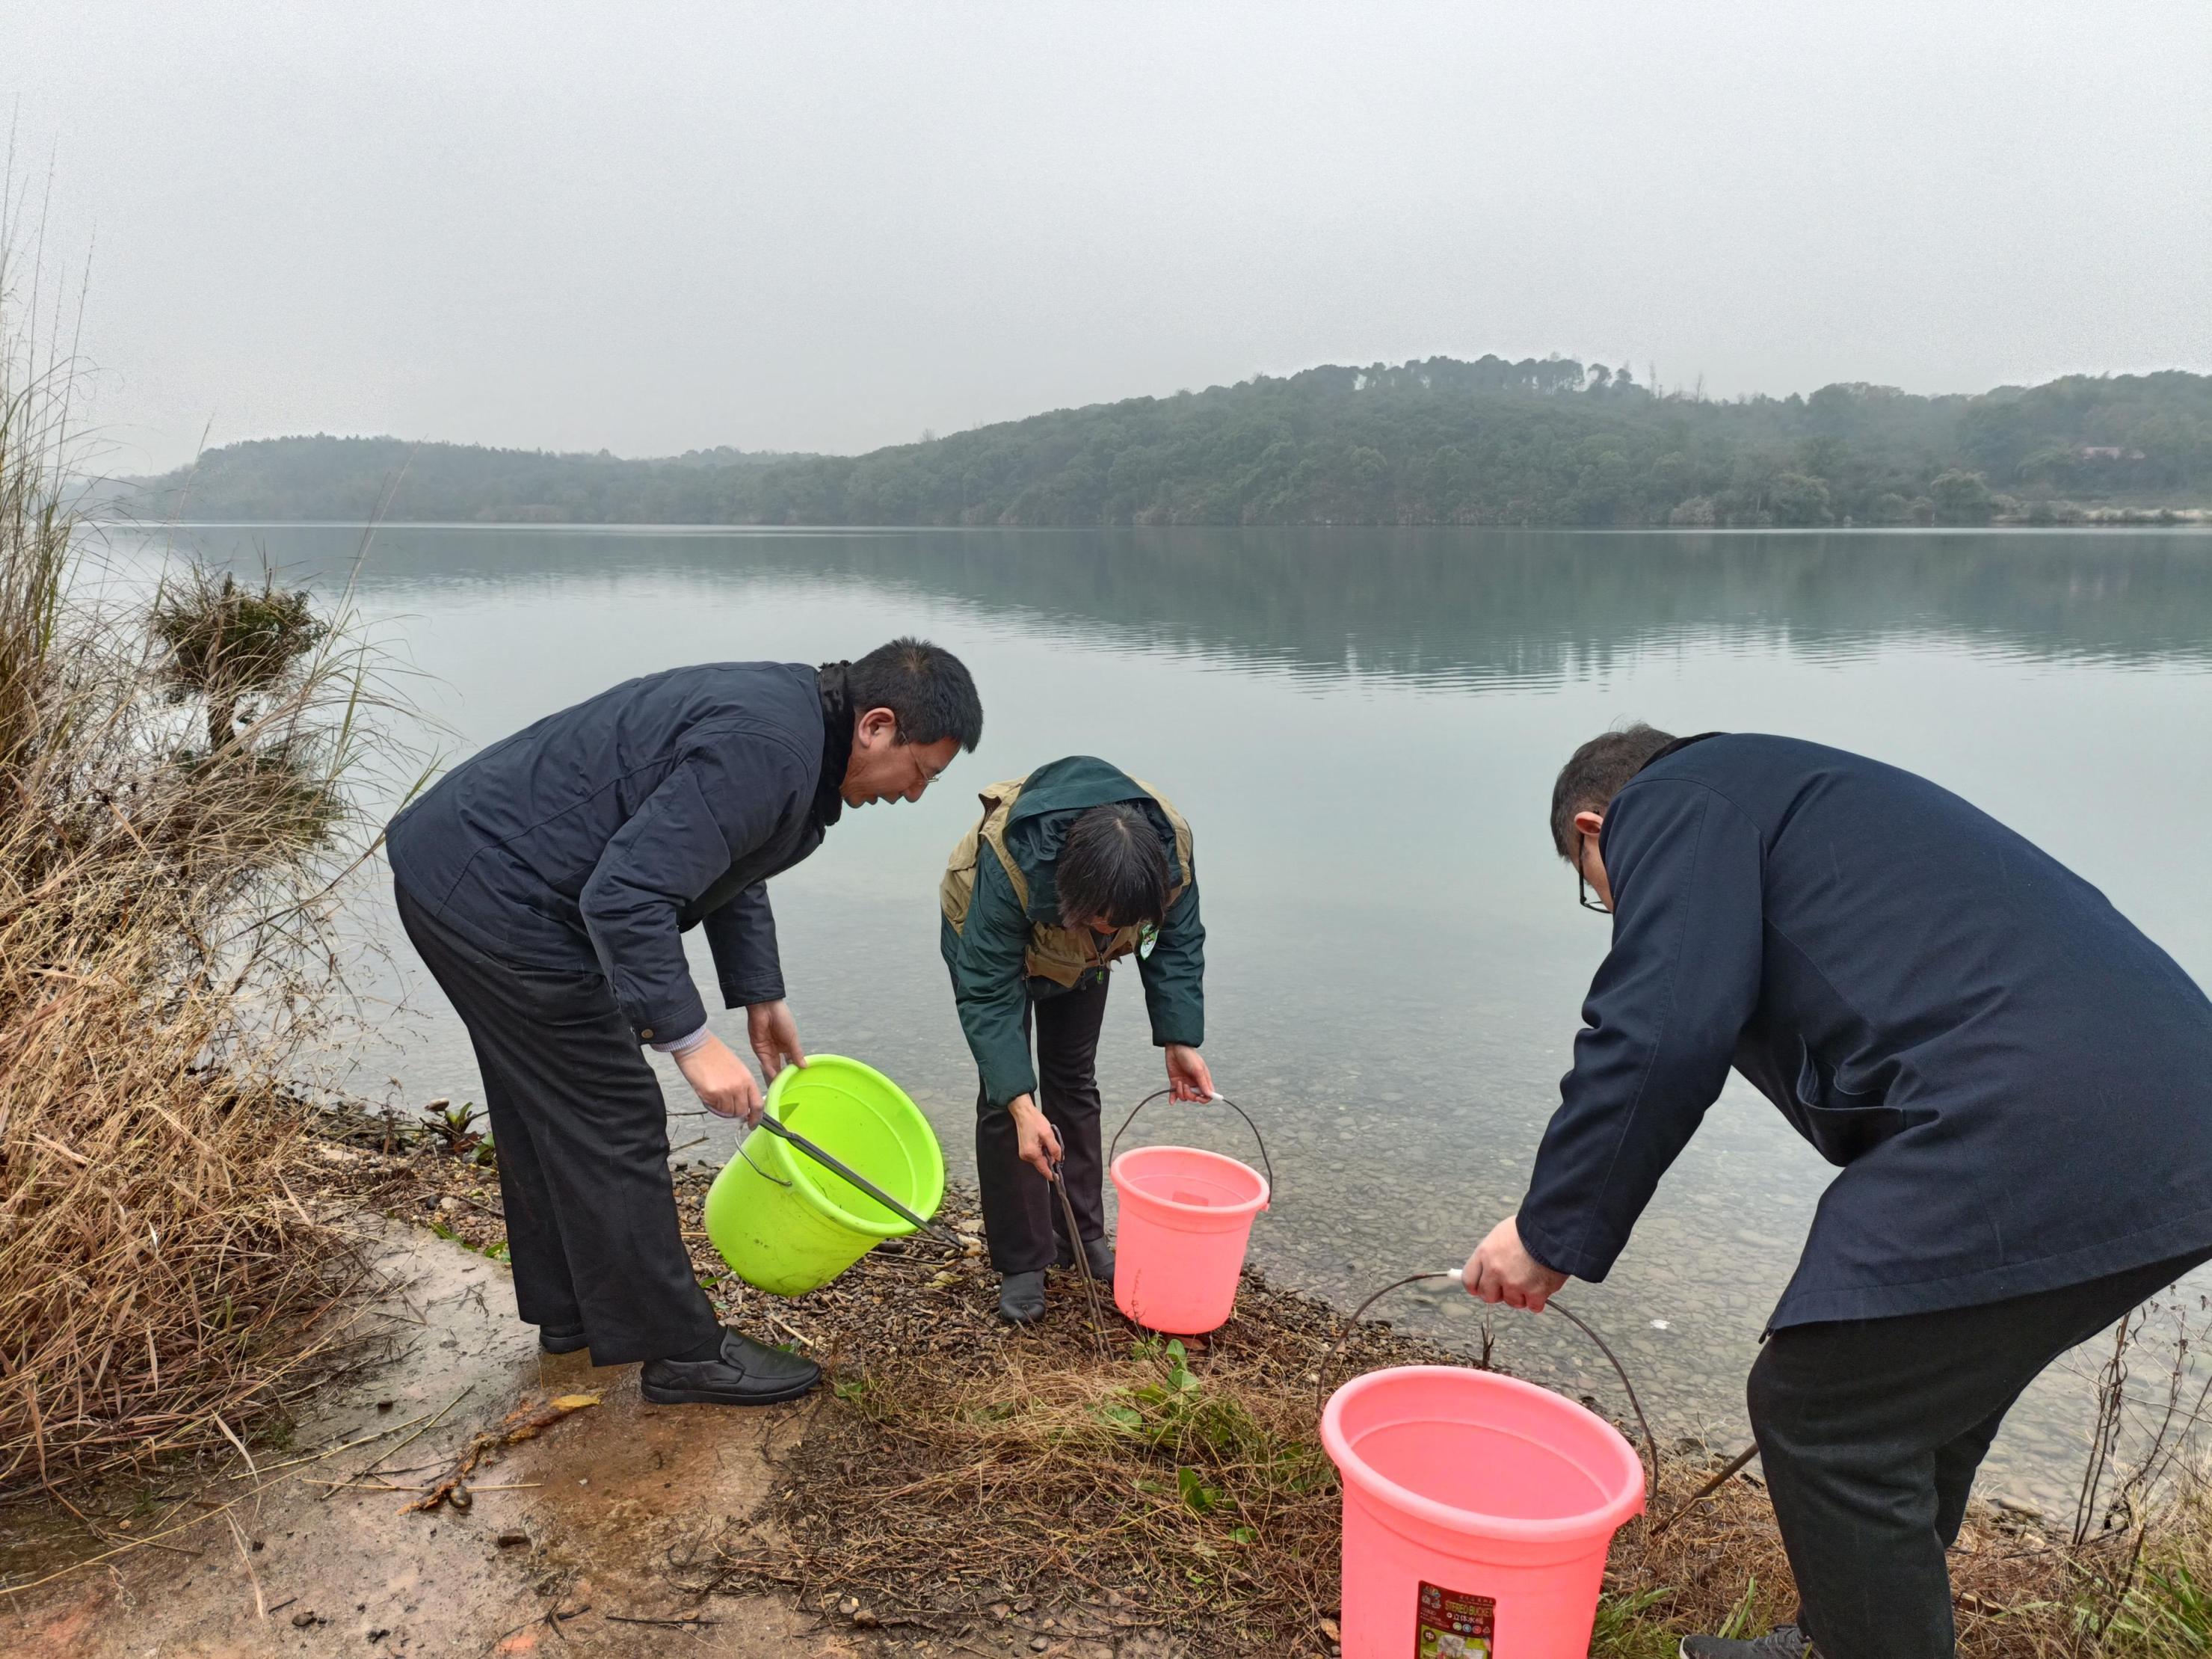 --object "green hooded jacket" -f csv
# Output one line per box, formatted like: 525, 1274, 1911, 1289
939, 756, 1205, 1110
